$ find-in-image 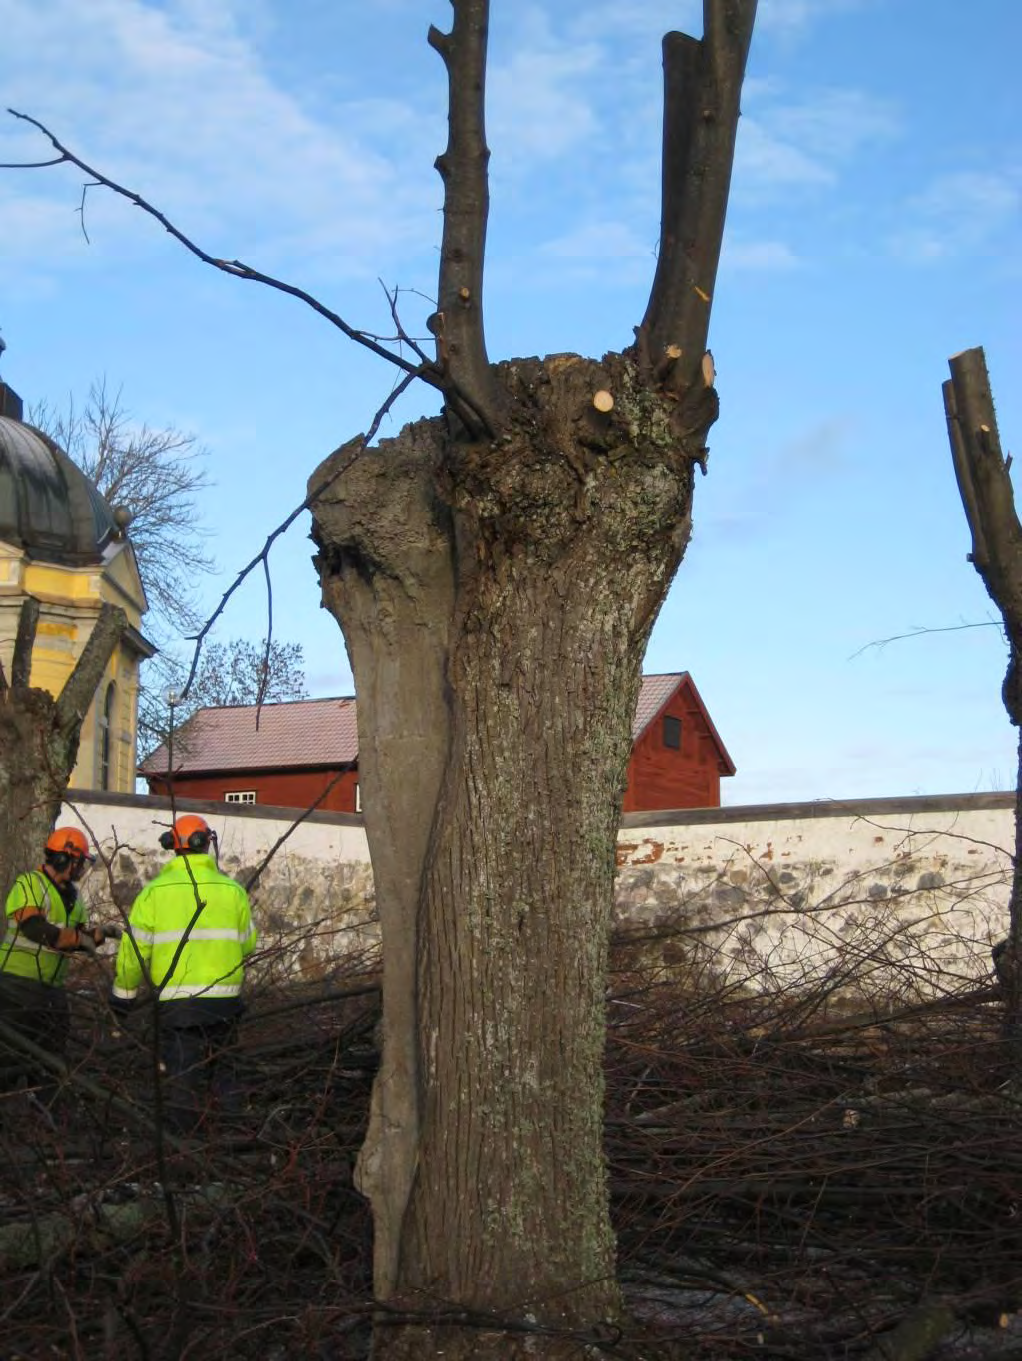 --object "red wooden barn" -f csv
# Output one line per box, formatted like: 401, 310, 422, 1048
141, 672, 734, 814
623, 672, 735, 813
